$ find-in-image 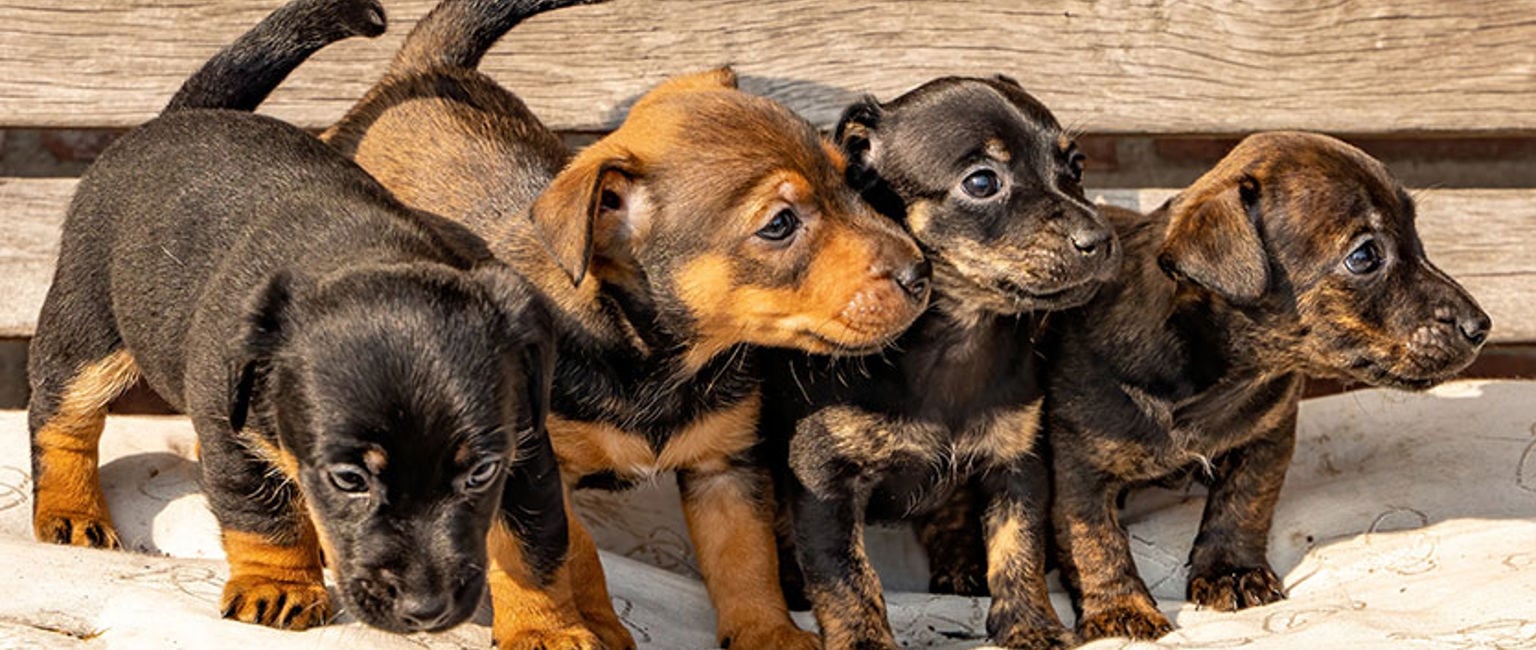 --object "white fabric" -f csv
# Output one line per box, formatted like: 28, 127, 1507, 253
2, 379, 1534, 649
